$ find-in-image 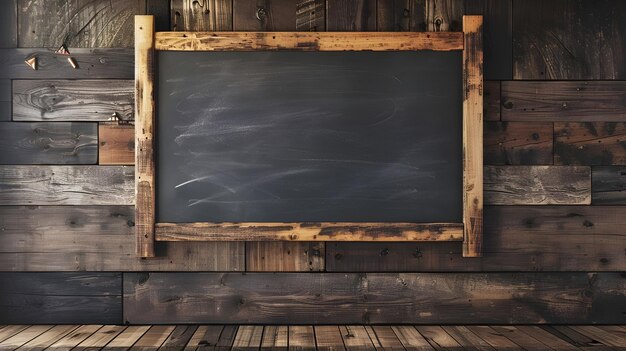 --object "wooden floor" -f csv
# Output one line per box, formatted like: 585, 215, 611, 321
0, 325, 624, 350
